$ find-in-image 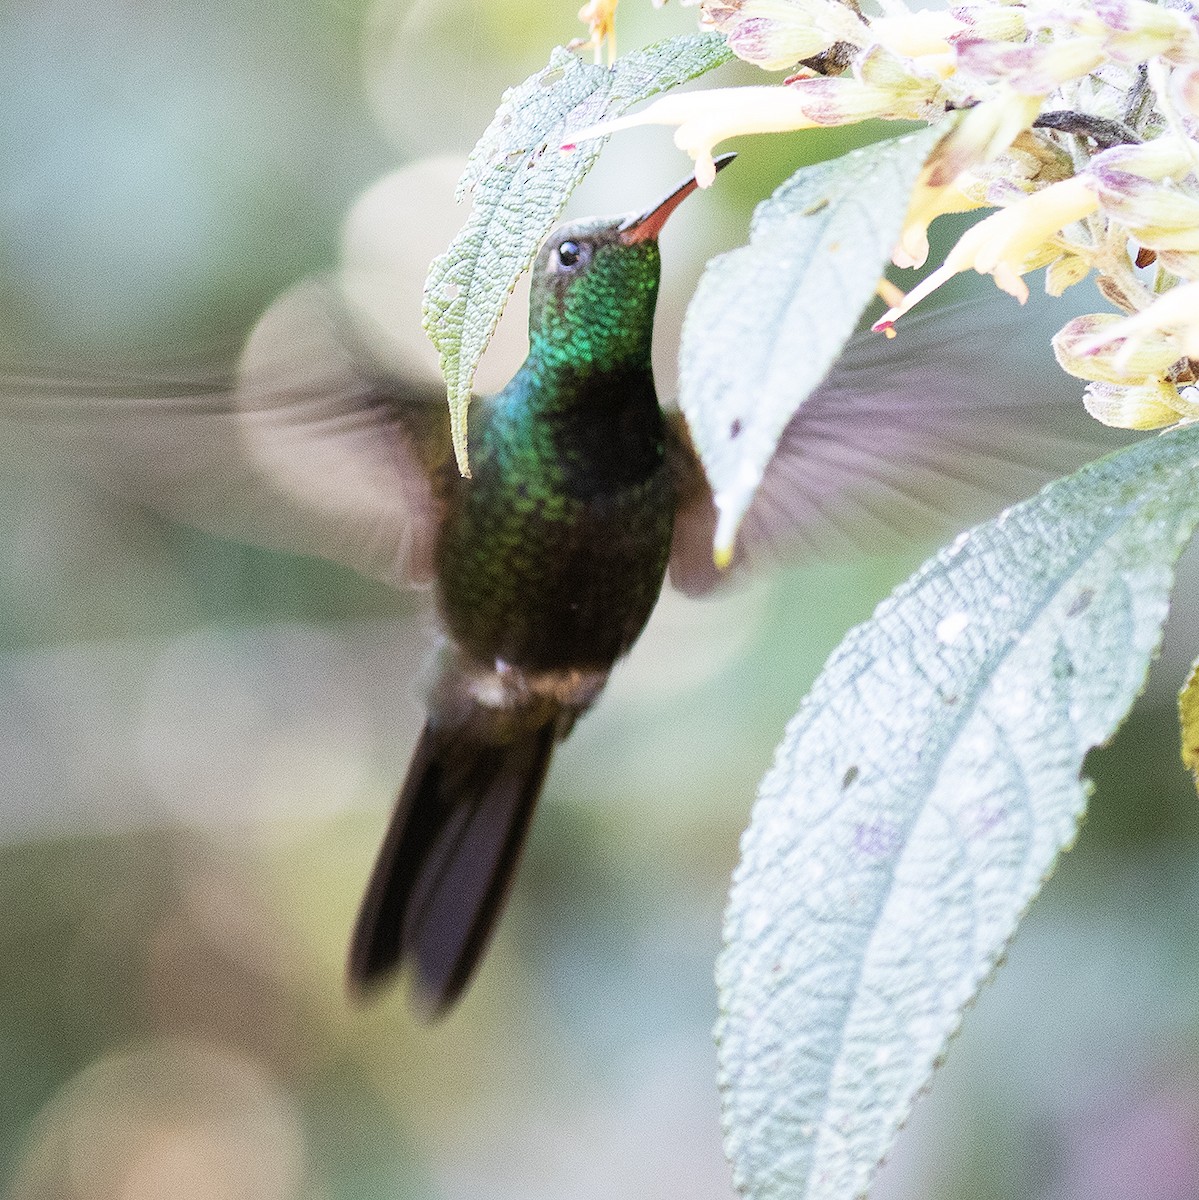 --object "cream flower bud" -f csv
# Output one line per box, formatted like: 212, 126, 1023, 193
924, 87, 1044, 188
1082, 380, 1199, 430
875, 174, 1100, 327
1044, 253, 1092, 297
1091, 136, 1195, 181
1171, 63, 1199, 120
870, 11, 966, 75
701, 0, 868, 70
577, 0, 619, 63
1094, 169, 1199, 252
1079, 0, 1199, 65
950, 3, 1028, 44
1053, 313, 1183, 383
892, 164, 987, 269
1076, 281, 1199, 363
566, 74, 938, 186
